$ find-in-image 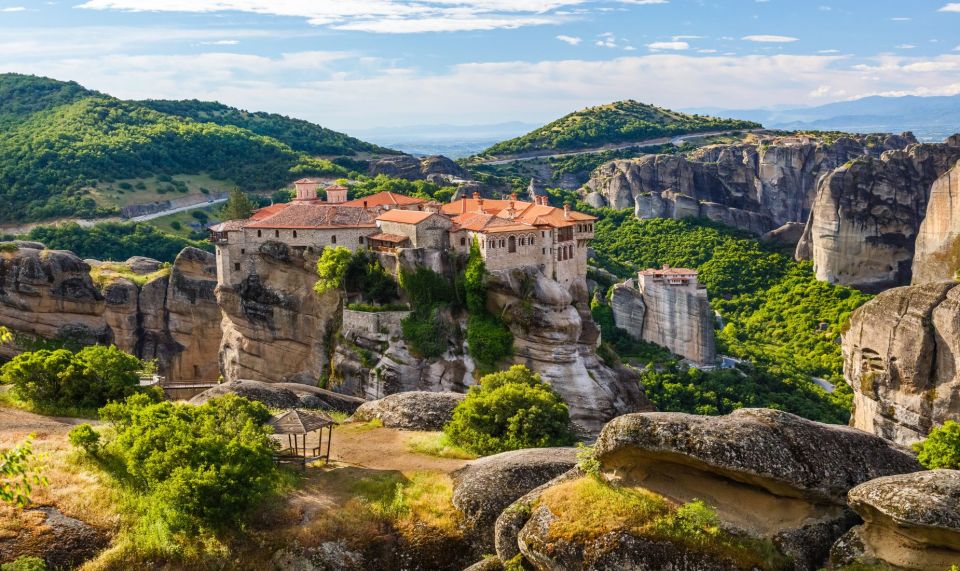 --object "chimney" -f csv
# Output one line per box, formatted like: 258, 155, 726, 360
510, 193, 518, 201
563, 203, 571, 219
363, 200, 368, 208
478, 197, 484, 211
472, 192, 480, 199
